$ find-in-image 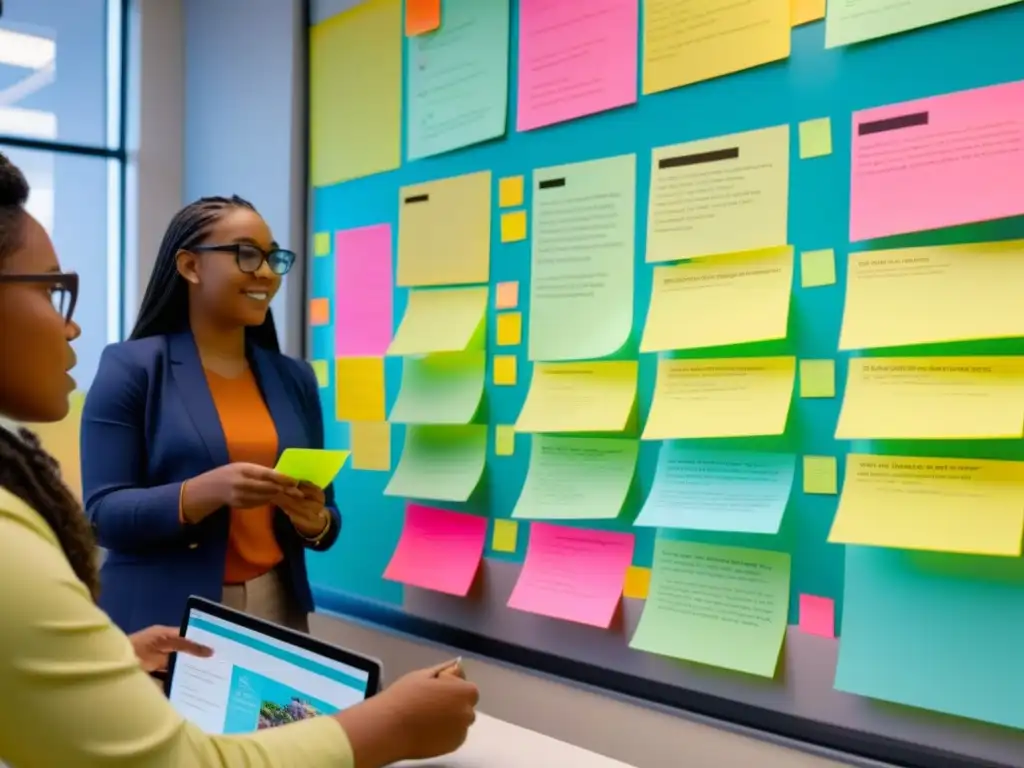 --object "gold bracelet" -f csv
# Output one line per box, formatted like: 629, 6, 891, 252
303, 511, 331, 546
